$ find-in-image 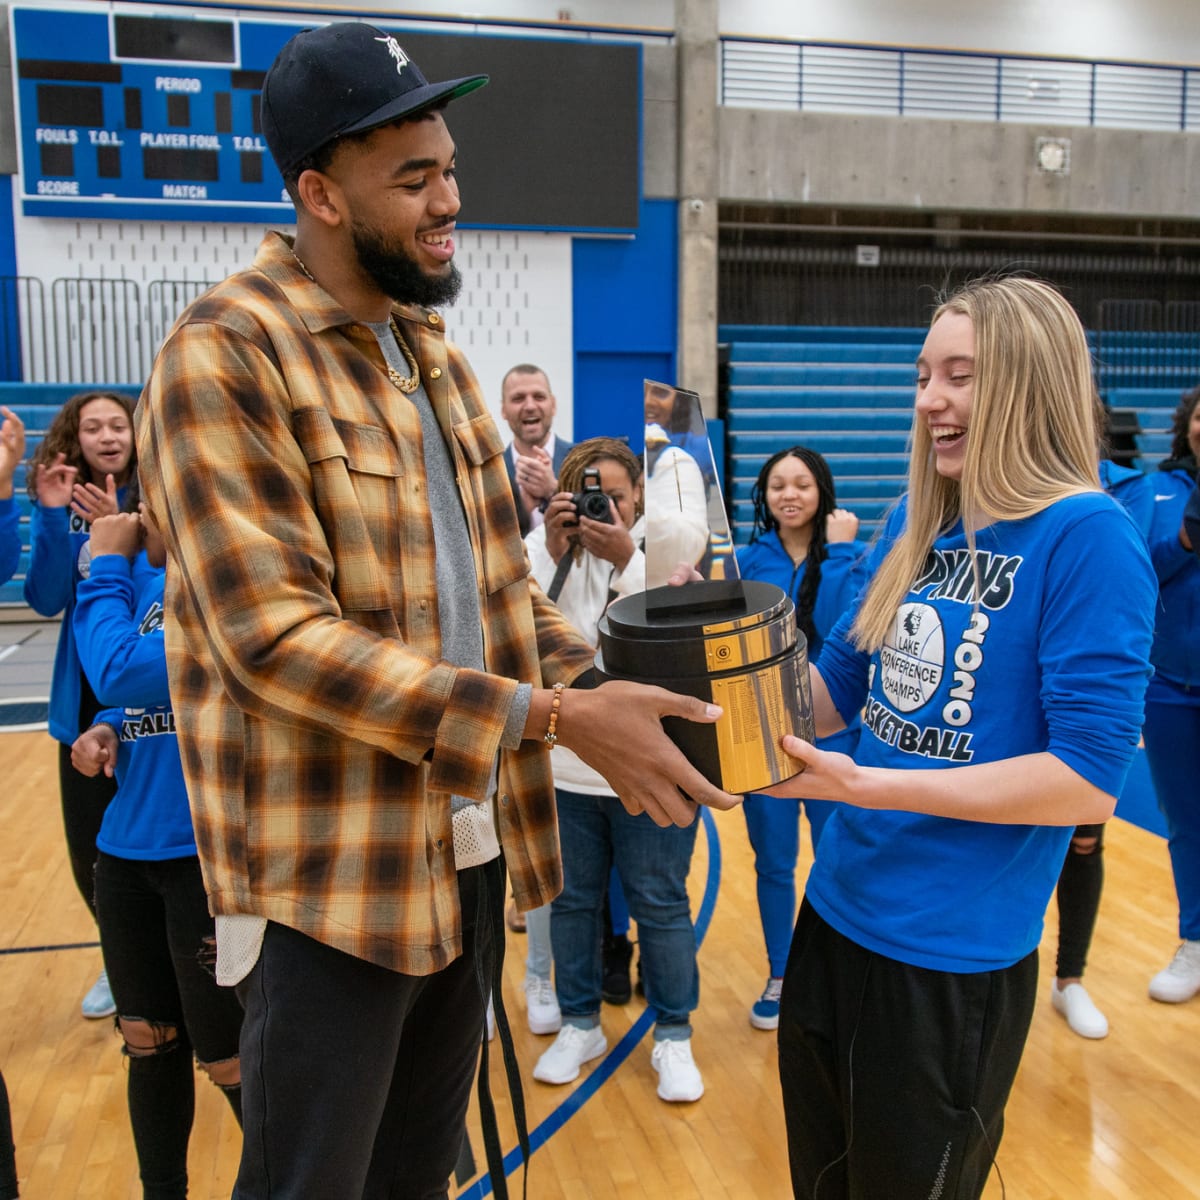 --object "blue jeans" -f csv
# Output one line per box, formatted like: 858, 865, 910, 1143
550, 787, 699, 1038
1142, 685, 1200, 940
525, 901, 552, 980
